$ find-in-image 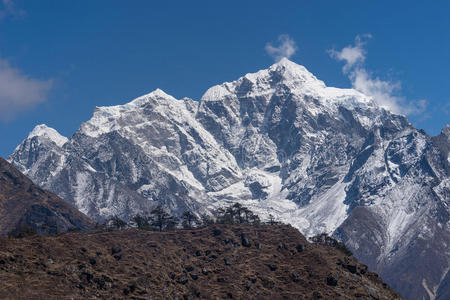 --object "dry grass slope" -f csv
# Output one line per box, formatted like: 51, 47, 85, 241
0, 224, 402, 300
